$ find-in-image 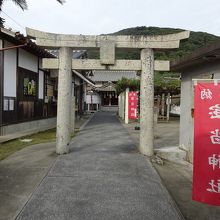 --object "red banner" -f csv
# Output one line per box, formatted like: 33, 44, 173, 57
193, 82, 220, 206
128, 91, 138, 119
